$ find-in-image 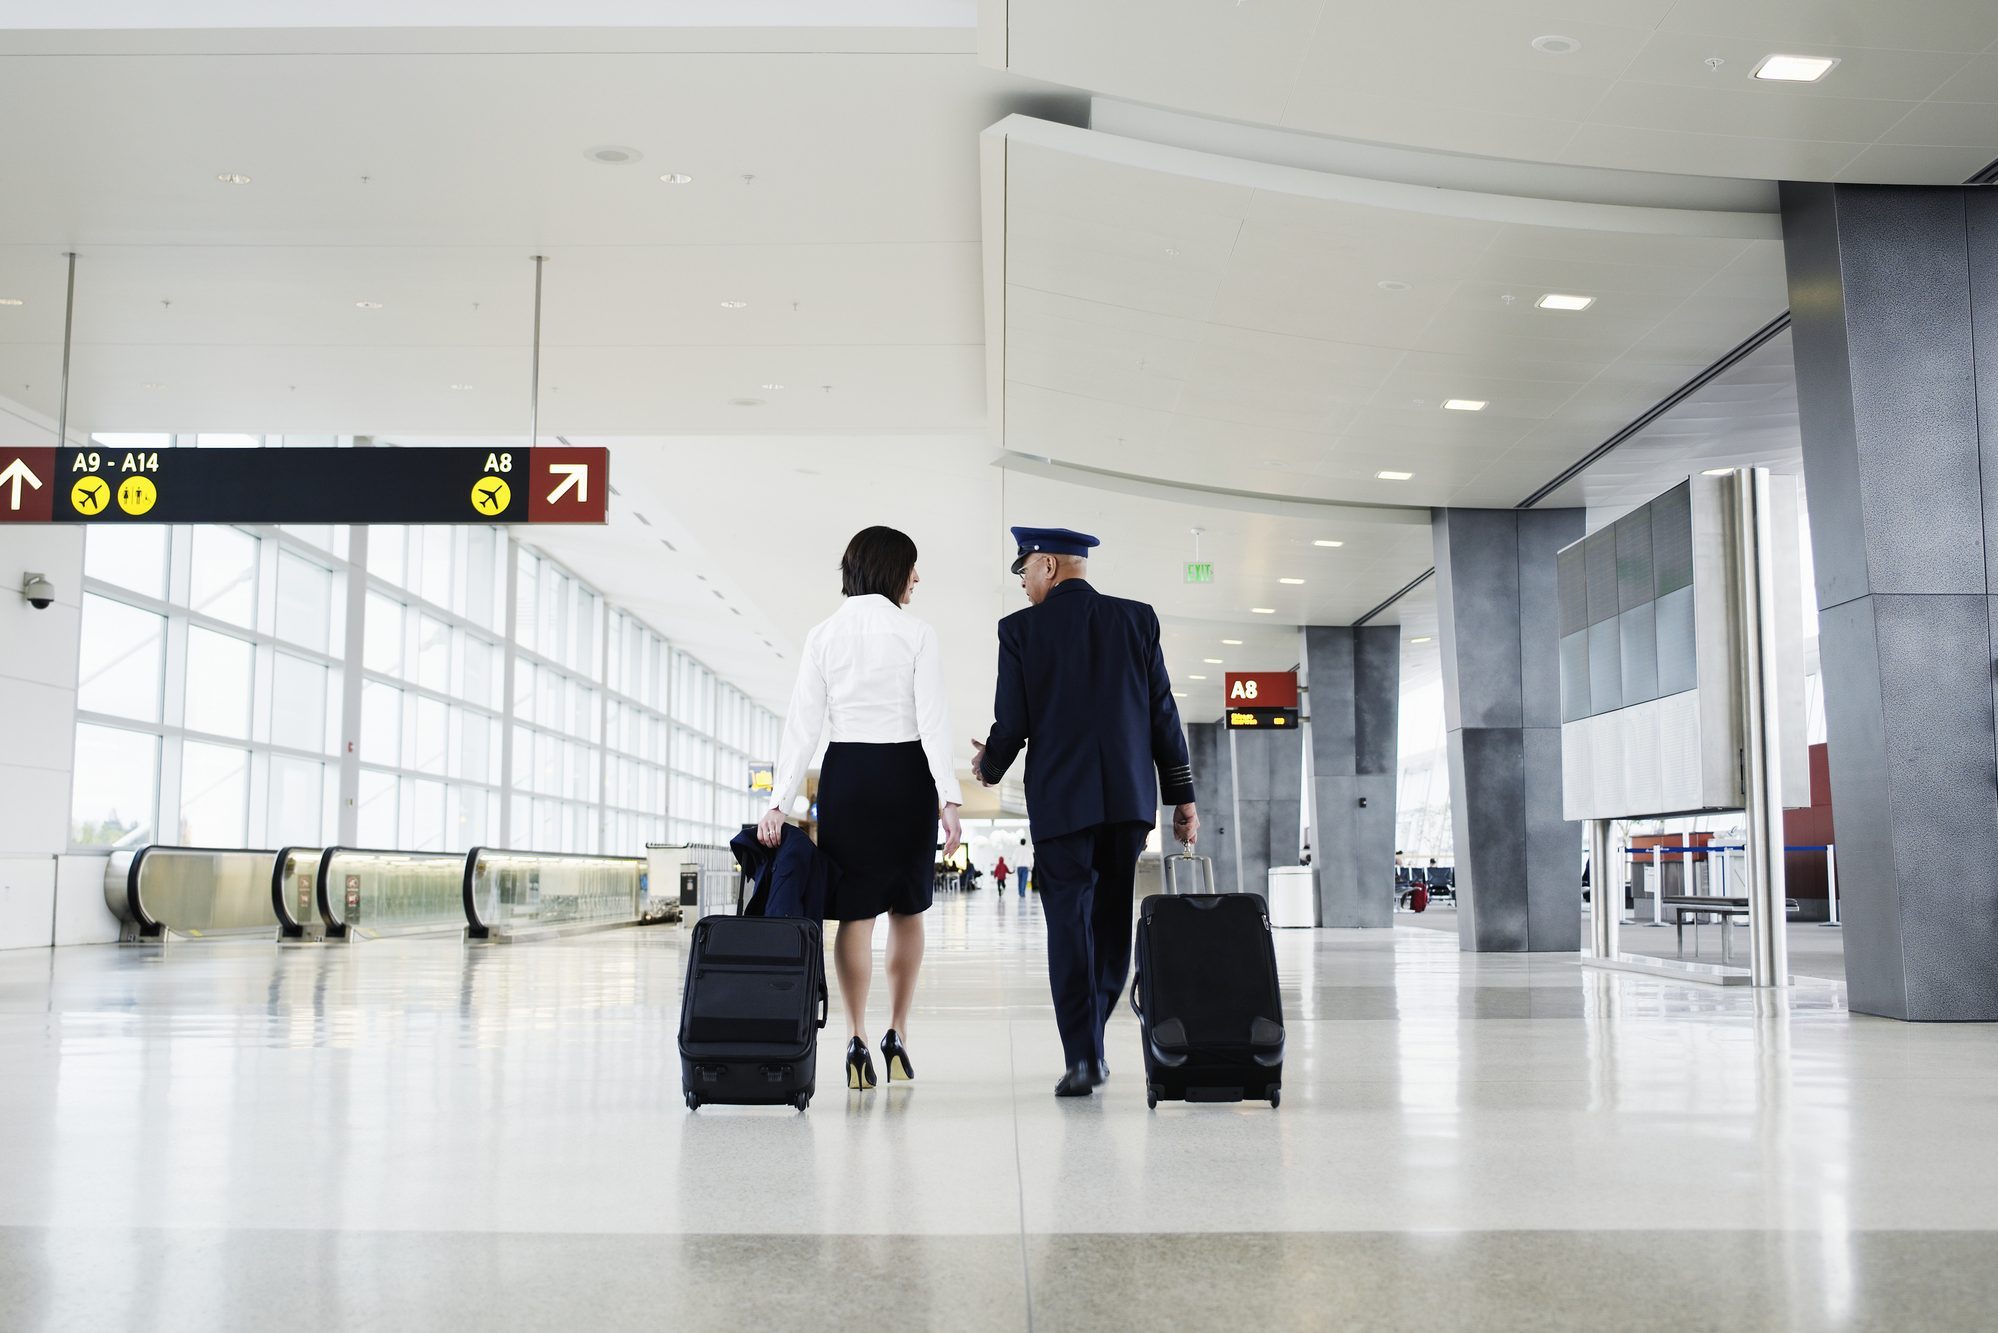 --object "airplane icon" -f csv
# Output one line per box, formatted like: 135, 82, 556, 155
472, 478, 511, 514
72, 476, 109, 513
